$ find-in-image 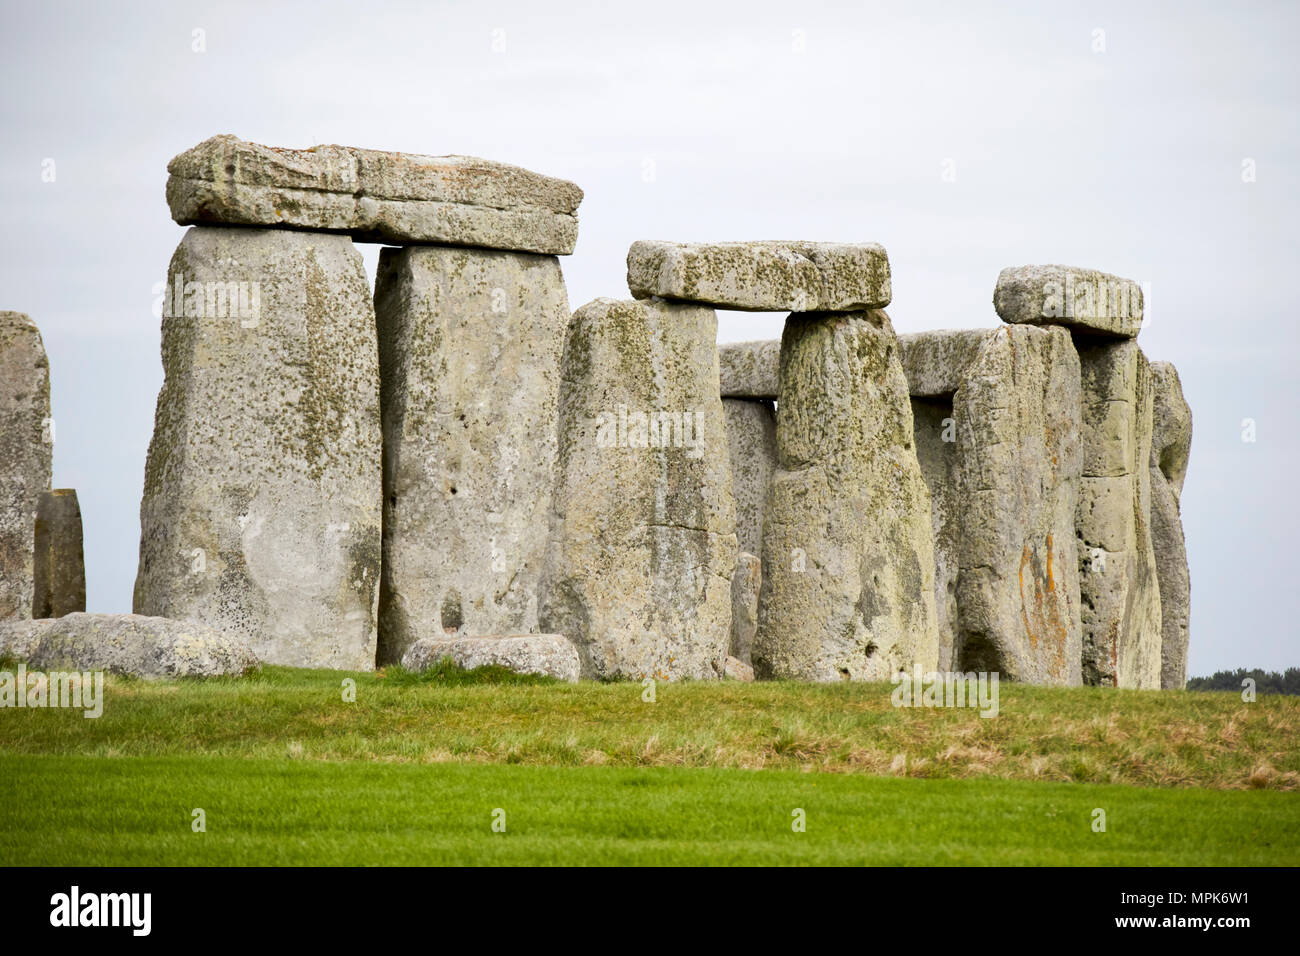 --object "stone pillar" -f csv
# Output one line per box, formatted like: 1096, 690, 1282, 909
539, 297, 737, 680
1074, 340, 1162, 688
1149, 362, 1192, 689
0, 311, 52, 621
722, 398, 777, 558
951, 325, 1082, 684
729, 551, 761, 664
374, 246, 570, 663
134, 227, 382, 670
33, 489, 85, 618
755, 310, 940, 681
